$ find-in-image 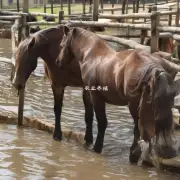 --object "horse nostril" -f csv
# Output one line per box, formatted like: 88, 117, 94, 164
56, 59, 61, 66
